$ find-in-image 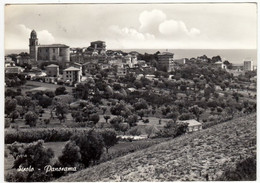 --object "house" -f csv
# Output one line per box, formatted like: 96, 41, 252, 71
157, 52, 175, 72
180, 119, 202, 132
63, 66, 82, 85
244, 60, 253, 71
173, 58, 187, 65
46, 64, 59, 77
5, 66, 23, 74
213, 61, 227, 69
5, 57, 15, 67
